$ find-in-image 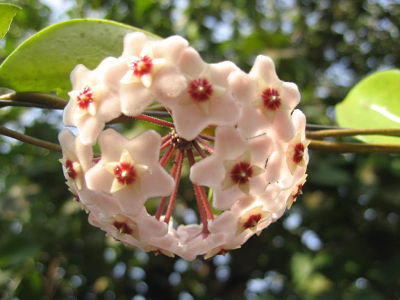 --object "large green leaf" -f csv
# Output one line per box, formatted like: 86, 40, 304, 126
335, 69, 400, 144
0, 19, 157, 98
0, 3, 20, 39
